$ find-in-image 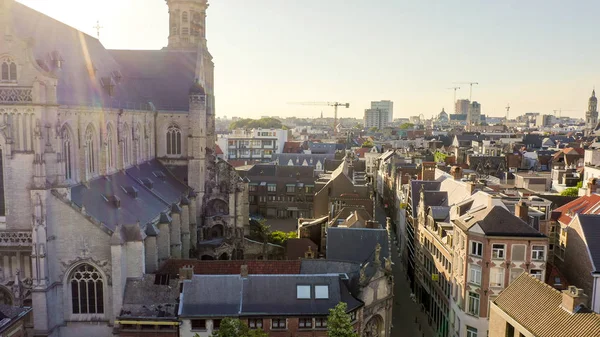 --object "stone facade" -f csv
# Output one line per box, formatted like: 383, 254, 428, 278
0, 0, 248, 336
